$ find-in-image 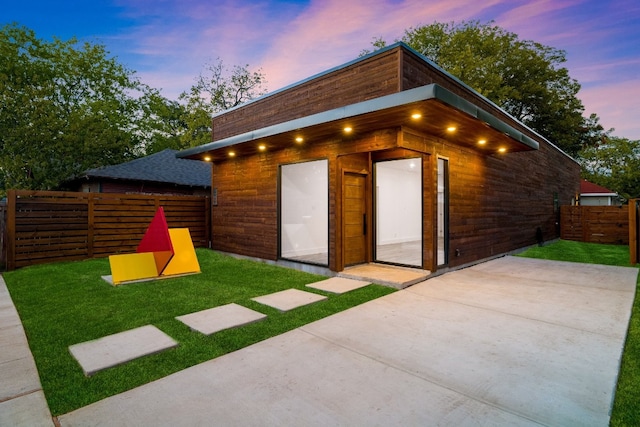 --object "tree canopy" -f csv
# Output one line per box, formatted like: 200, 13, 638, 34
579, 136, 640, 200
0, 24, 267, 192
0, 24, 147, 193
178, 59, 267, 148
363, 21, 607, 156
